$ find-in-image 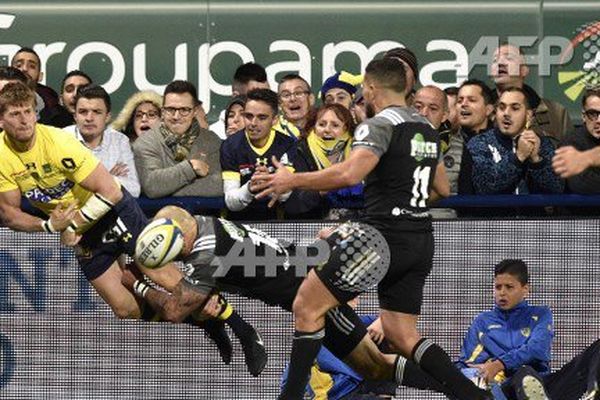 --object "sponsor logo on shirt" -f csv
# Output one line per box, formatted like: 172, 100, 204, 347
410, 133, 438, 161
24, 180, 75, 203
